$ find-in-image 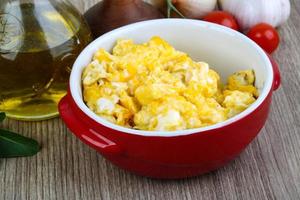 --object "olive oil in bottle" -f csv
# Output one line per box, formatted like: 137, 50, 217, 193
0, 1, 92, 120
